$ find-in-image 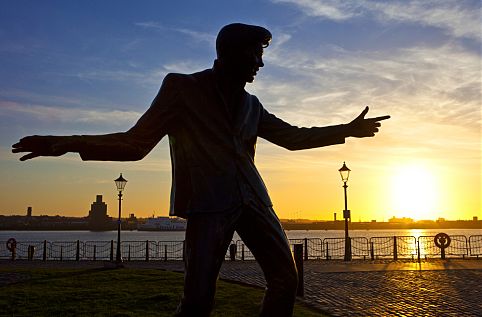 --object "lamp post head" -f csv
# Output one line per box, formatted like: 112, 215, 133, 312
338, 162, 351, 183
114, 173, 128, 192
